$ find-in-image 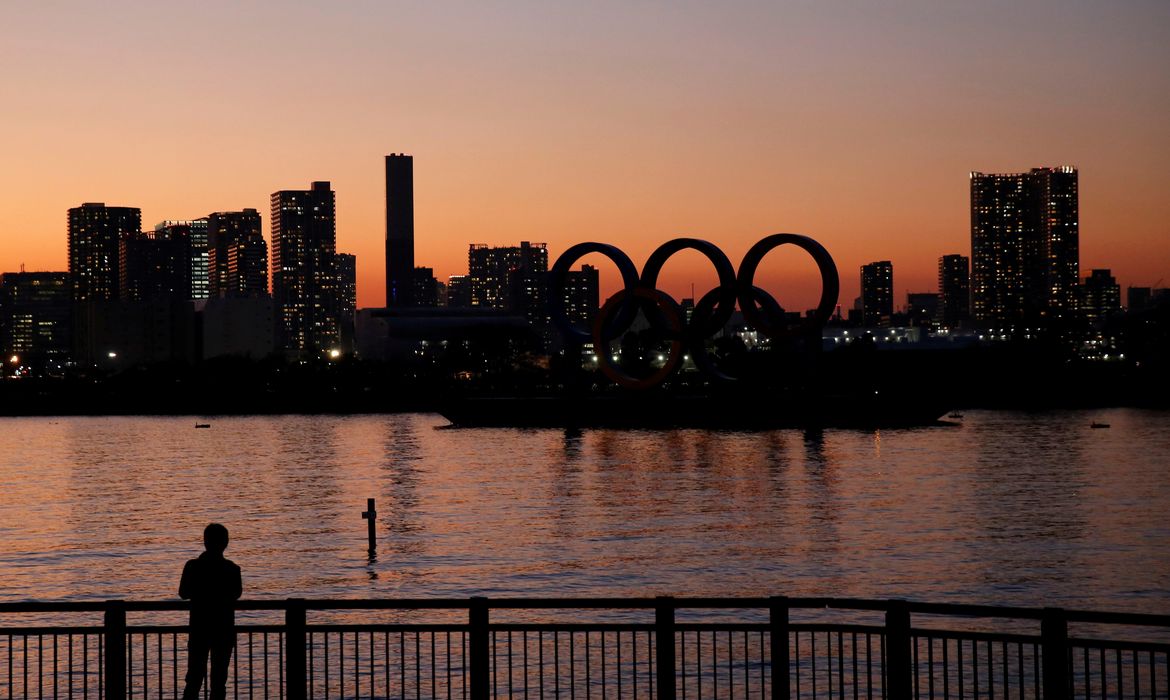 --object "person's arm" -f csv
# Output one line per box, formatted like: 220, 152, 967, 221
232, 564, 242, 601
178, 560, 194, 600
